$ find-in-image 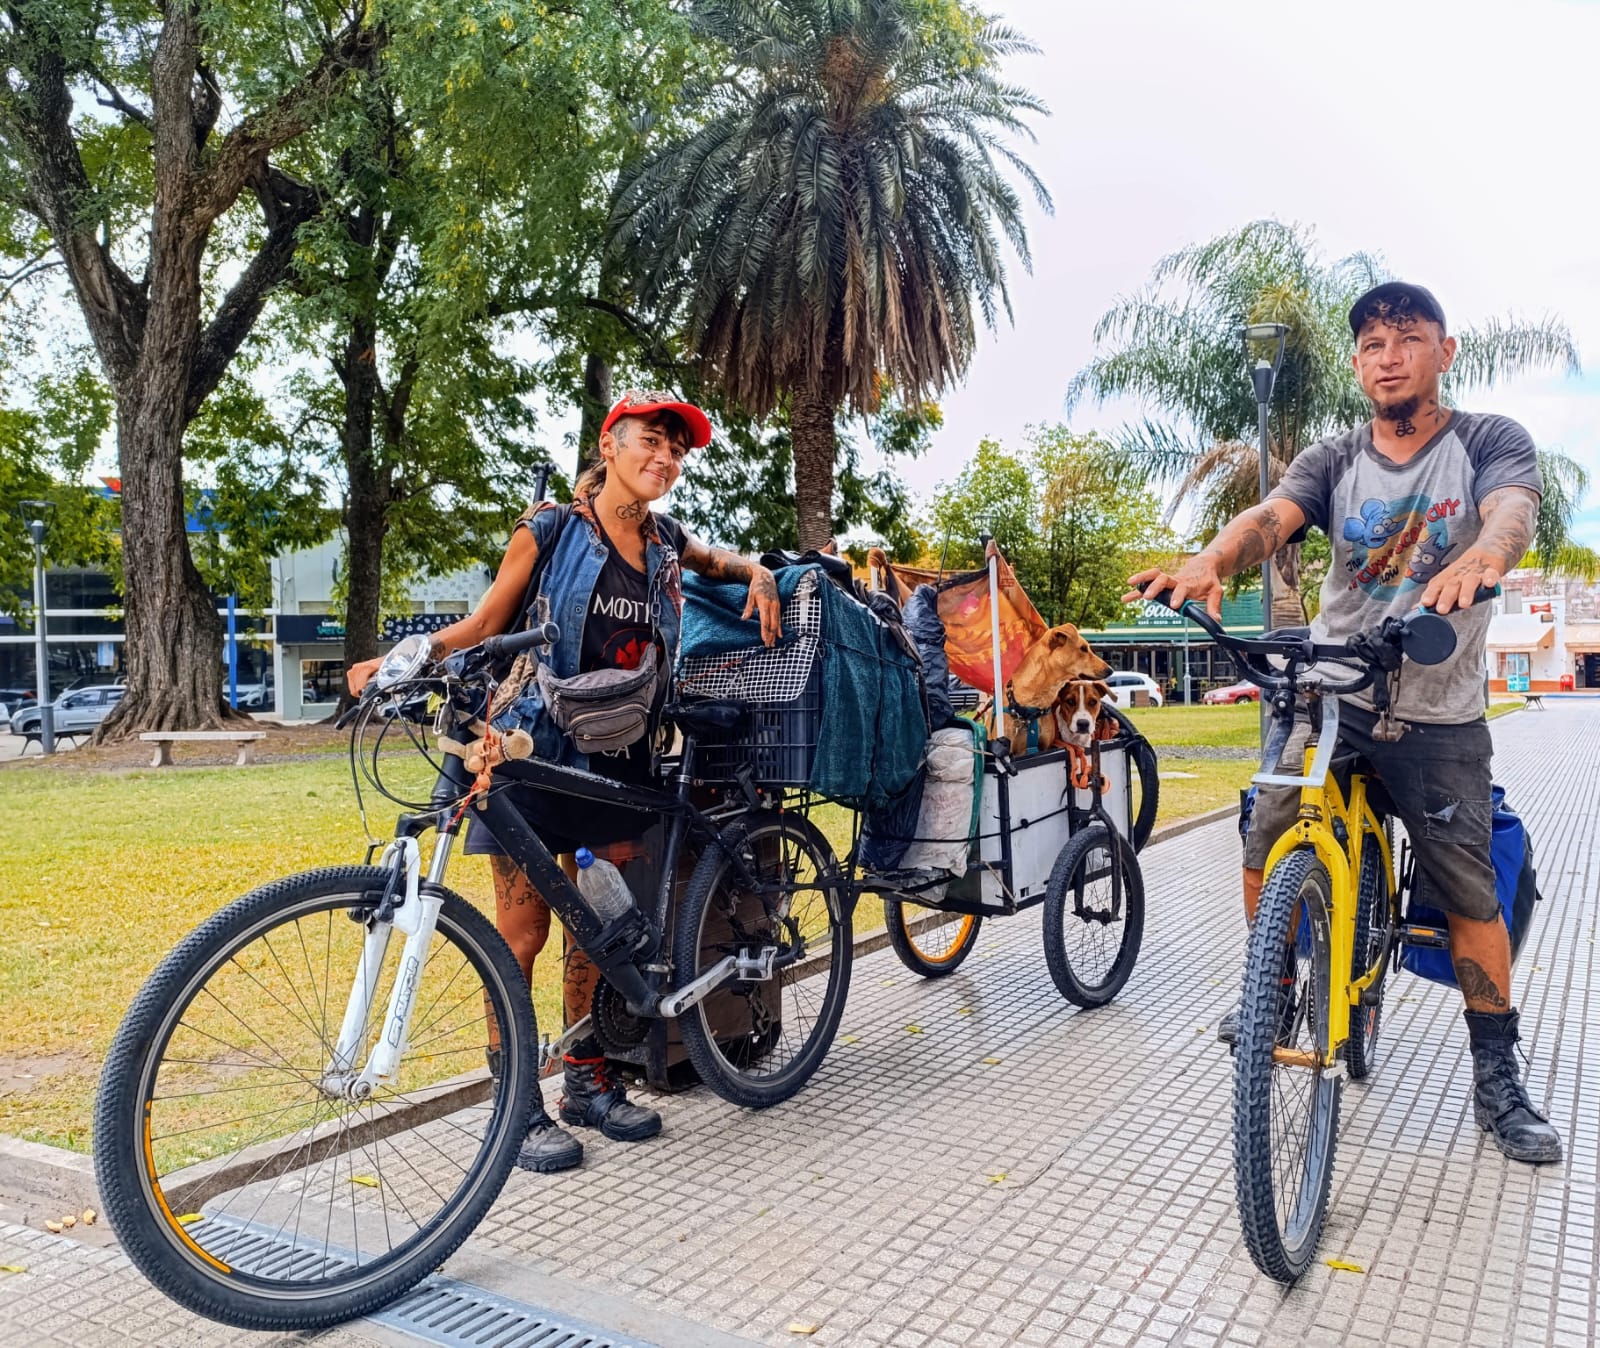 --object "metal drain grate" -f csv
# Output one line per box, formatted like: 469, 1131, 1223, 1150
199, 1216, 654, 1347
